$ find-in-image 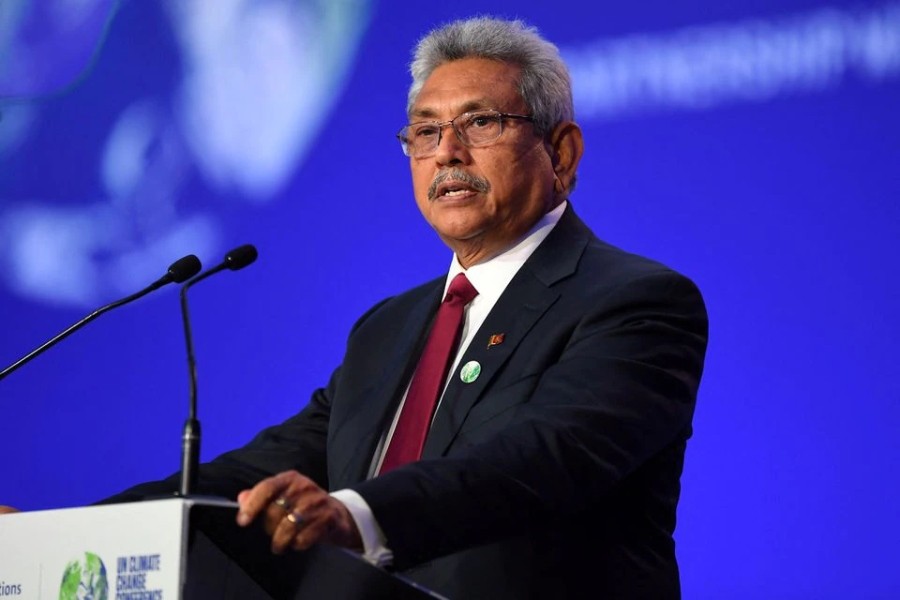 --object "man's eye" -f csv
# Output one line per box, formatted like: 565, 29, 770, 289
414, 126, 439, 138
470, 116, 493, 128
